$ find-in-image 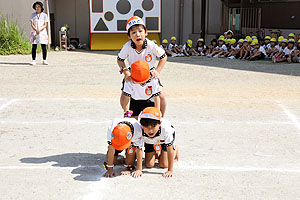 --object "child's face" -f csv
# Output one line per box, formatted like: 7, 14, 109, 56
282, 42, 287, 48
298, 43, 300, 48
171, 40, 176, 44
254, 44, 259, 49
35, 4, 42, 13
232, 43, 237, 47
227, 33, 232, 38
265, 39, 270, 44
288, 43, 294, 49
128, 25, 148, 46
198, 41, 203, 47
212, 41, 217, 46
142, 123, 161, 137
270, 41, 276, 47
162, 43, 167, 47
218, 40, 224, 46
